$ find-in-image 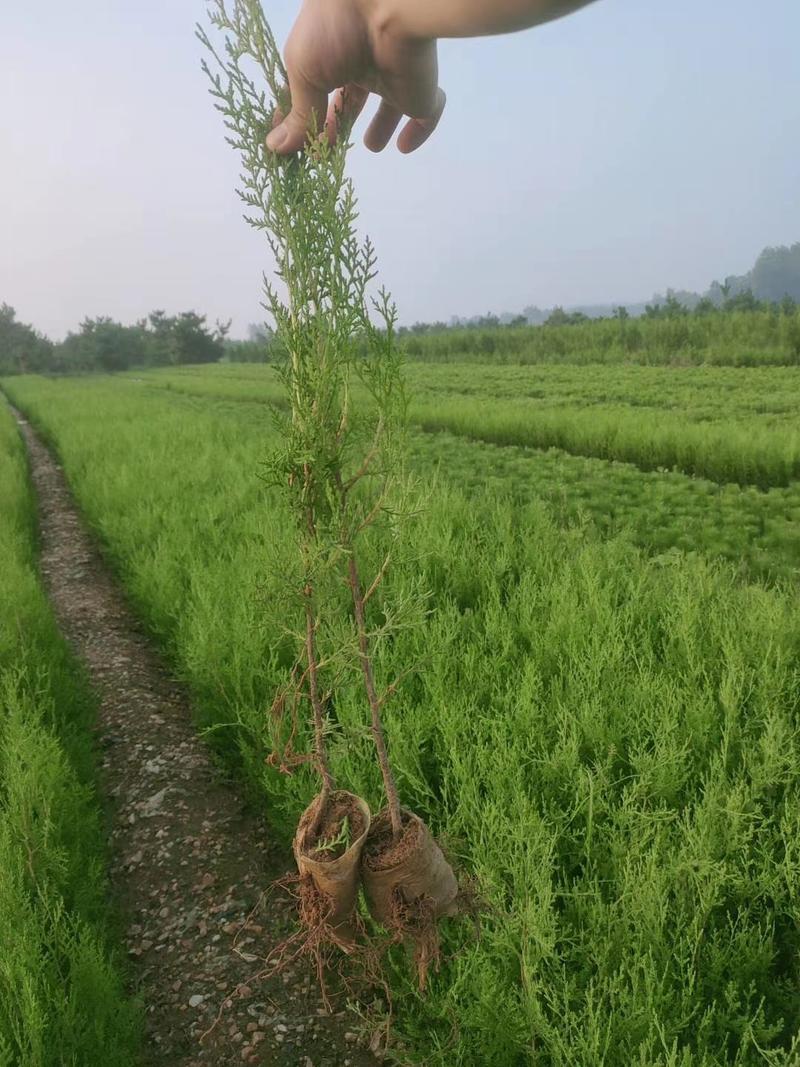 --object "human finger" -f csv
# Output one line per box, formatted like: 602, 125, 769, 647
266, 69, 328, 153
327, 83, 370, 141
363, 98, 403, 153
396, 87, 446, 154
